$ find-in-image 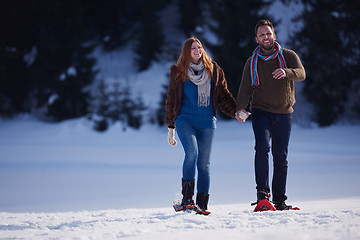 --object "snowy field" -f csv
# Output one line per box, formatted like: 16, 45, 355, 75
1, 198, 359, 240
1, 116, 360, 239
